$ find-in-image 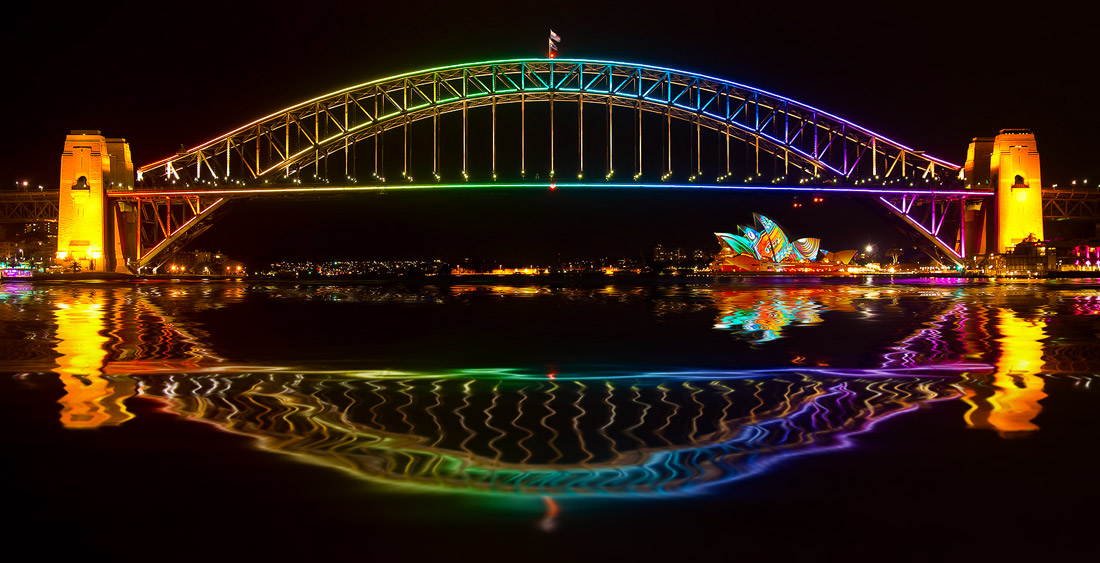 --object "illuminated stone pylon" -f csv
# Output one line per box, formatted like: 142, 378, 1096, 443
57, 130, 133, 273
963, 129, 1044, 254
